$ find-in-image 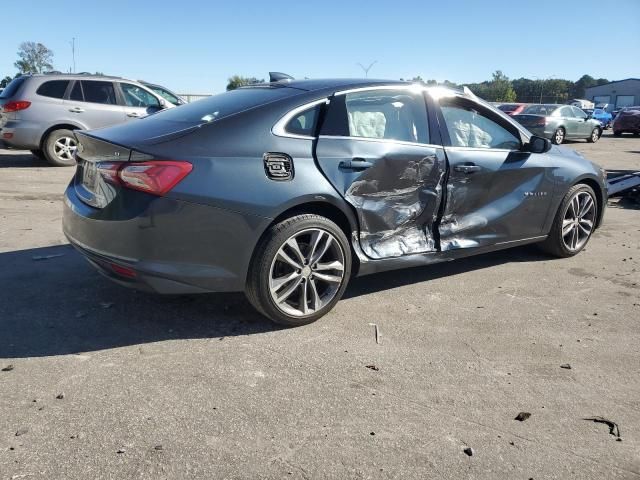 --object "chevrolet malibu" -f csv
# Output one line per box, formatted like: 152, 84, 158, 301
62, 78, 607, 326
